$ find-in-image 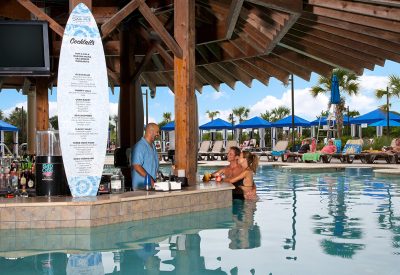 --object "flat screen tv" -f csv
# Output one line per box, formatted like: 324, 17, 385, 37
0, 20, 50, 76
